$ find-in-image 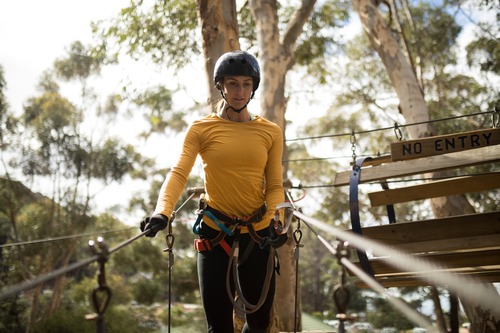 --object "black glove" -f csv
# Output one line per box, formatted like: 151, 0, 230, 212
268, 220, 288, 248
140, 214, 169, 237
